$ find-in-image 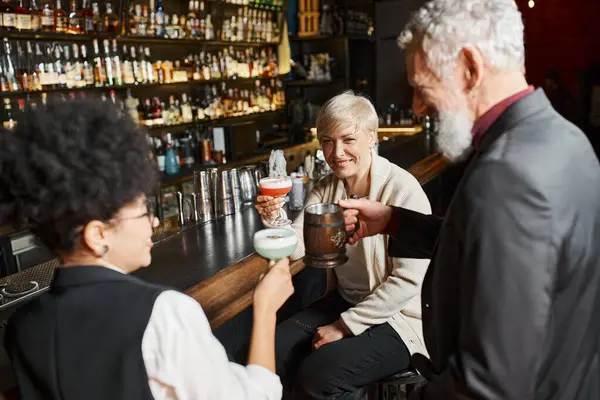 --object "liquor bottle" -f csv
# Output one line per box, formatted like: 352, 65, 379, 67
53, 45, 66, 88
32, 43, 45, 90
181, 93, 193, 123
185, 0, 195, 37
15, 41, 29, 92
92, 1, 101, 32
151, 97, 163, 124
67, 0, 83, 34
92, 39, 105, 86
138, 4, 148, 35
124, 89, 139, 122
130, 46, 142, 84
164, 134, 180, 175
54, 0, 67, 33
111, 39, 122, 86
40, 0, 54, 32
2, 39, 20, 92
154, 138, 165, 172
127, 3, 136, 35
81, 0, 93, 33
29, 0, 40, 31
27, 41, 41, 90
103, 2, 119, 33
205, 13, 213, 40
102, 39, 114, 86
138, 45, 148, 83
1, 0, 17, 31
143, 47, 154, 84
80, 44, 94, 86
71, 43, 84, 87
147, 1, 156, 36
121, 45, 134, 84
15, 0, 31, 32
63, 45, 76, 88
155, 0, 165, 37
